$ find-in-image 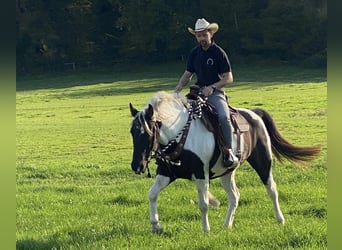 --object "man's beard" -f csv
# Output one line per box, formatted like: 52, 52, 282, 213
200, 40, 209, 49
